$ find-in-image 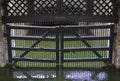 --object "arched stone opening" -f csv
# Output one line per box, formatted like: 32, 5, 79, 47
0, 0, 119, 68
